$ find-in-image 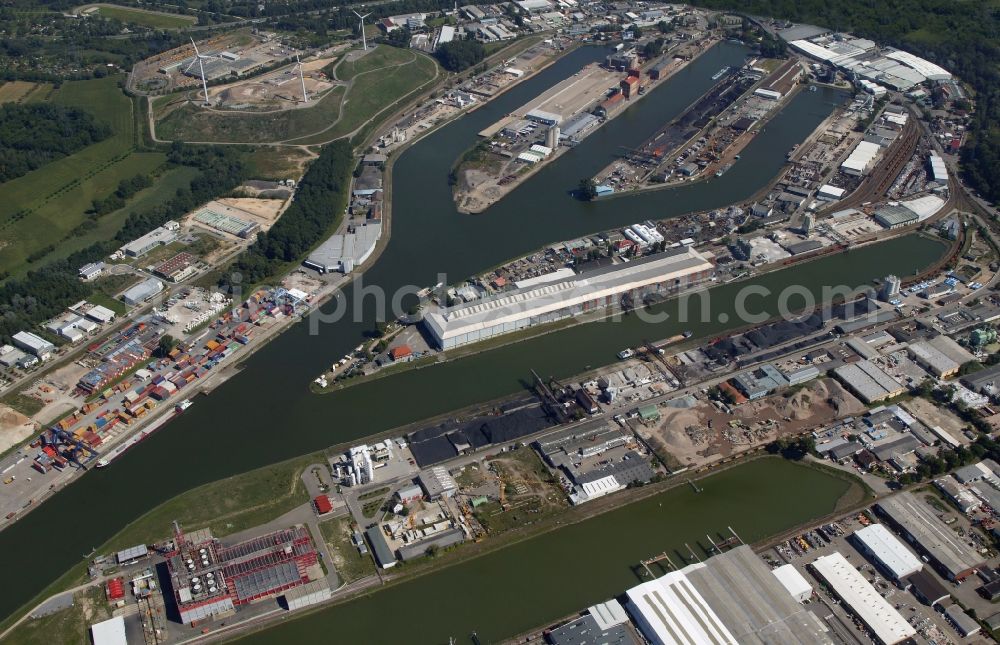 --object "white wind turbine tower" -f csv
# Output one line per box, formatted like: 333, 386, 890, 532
295, 53, 308, 103
353, 10, 372, 51
184, 37, 212, 106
